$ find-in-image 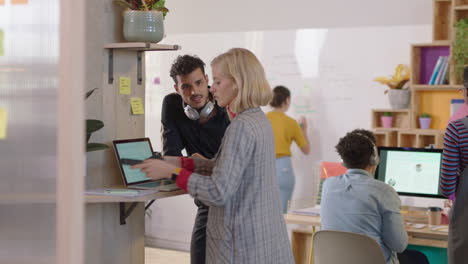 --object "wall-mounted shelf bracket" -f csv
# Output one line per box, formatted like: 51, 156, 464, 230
104, 42, 180, 85
119, 199, 157, 225
120, 202, 138, 225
